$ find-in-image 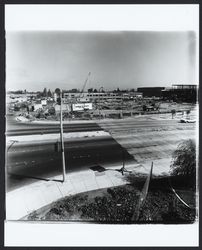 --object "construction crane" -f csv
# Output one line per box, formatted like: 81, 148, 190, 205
70, 72, 92, 113
79, 72, 91, 98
